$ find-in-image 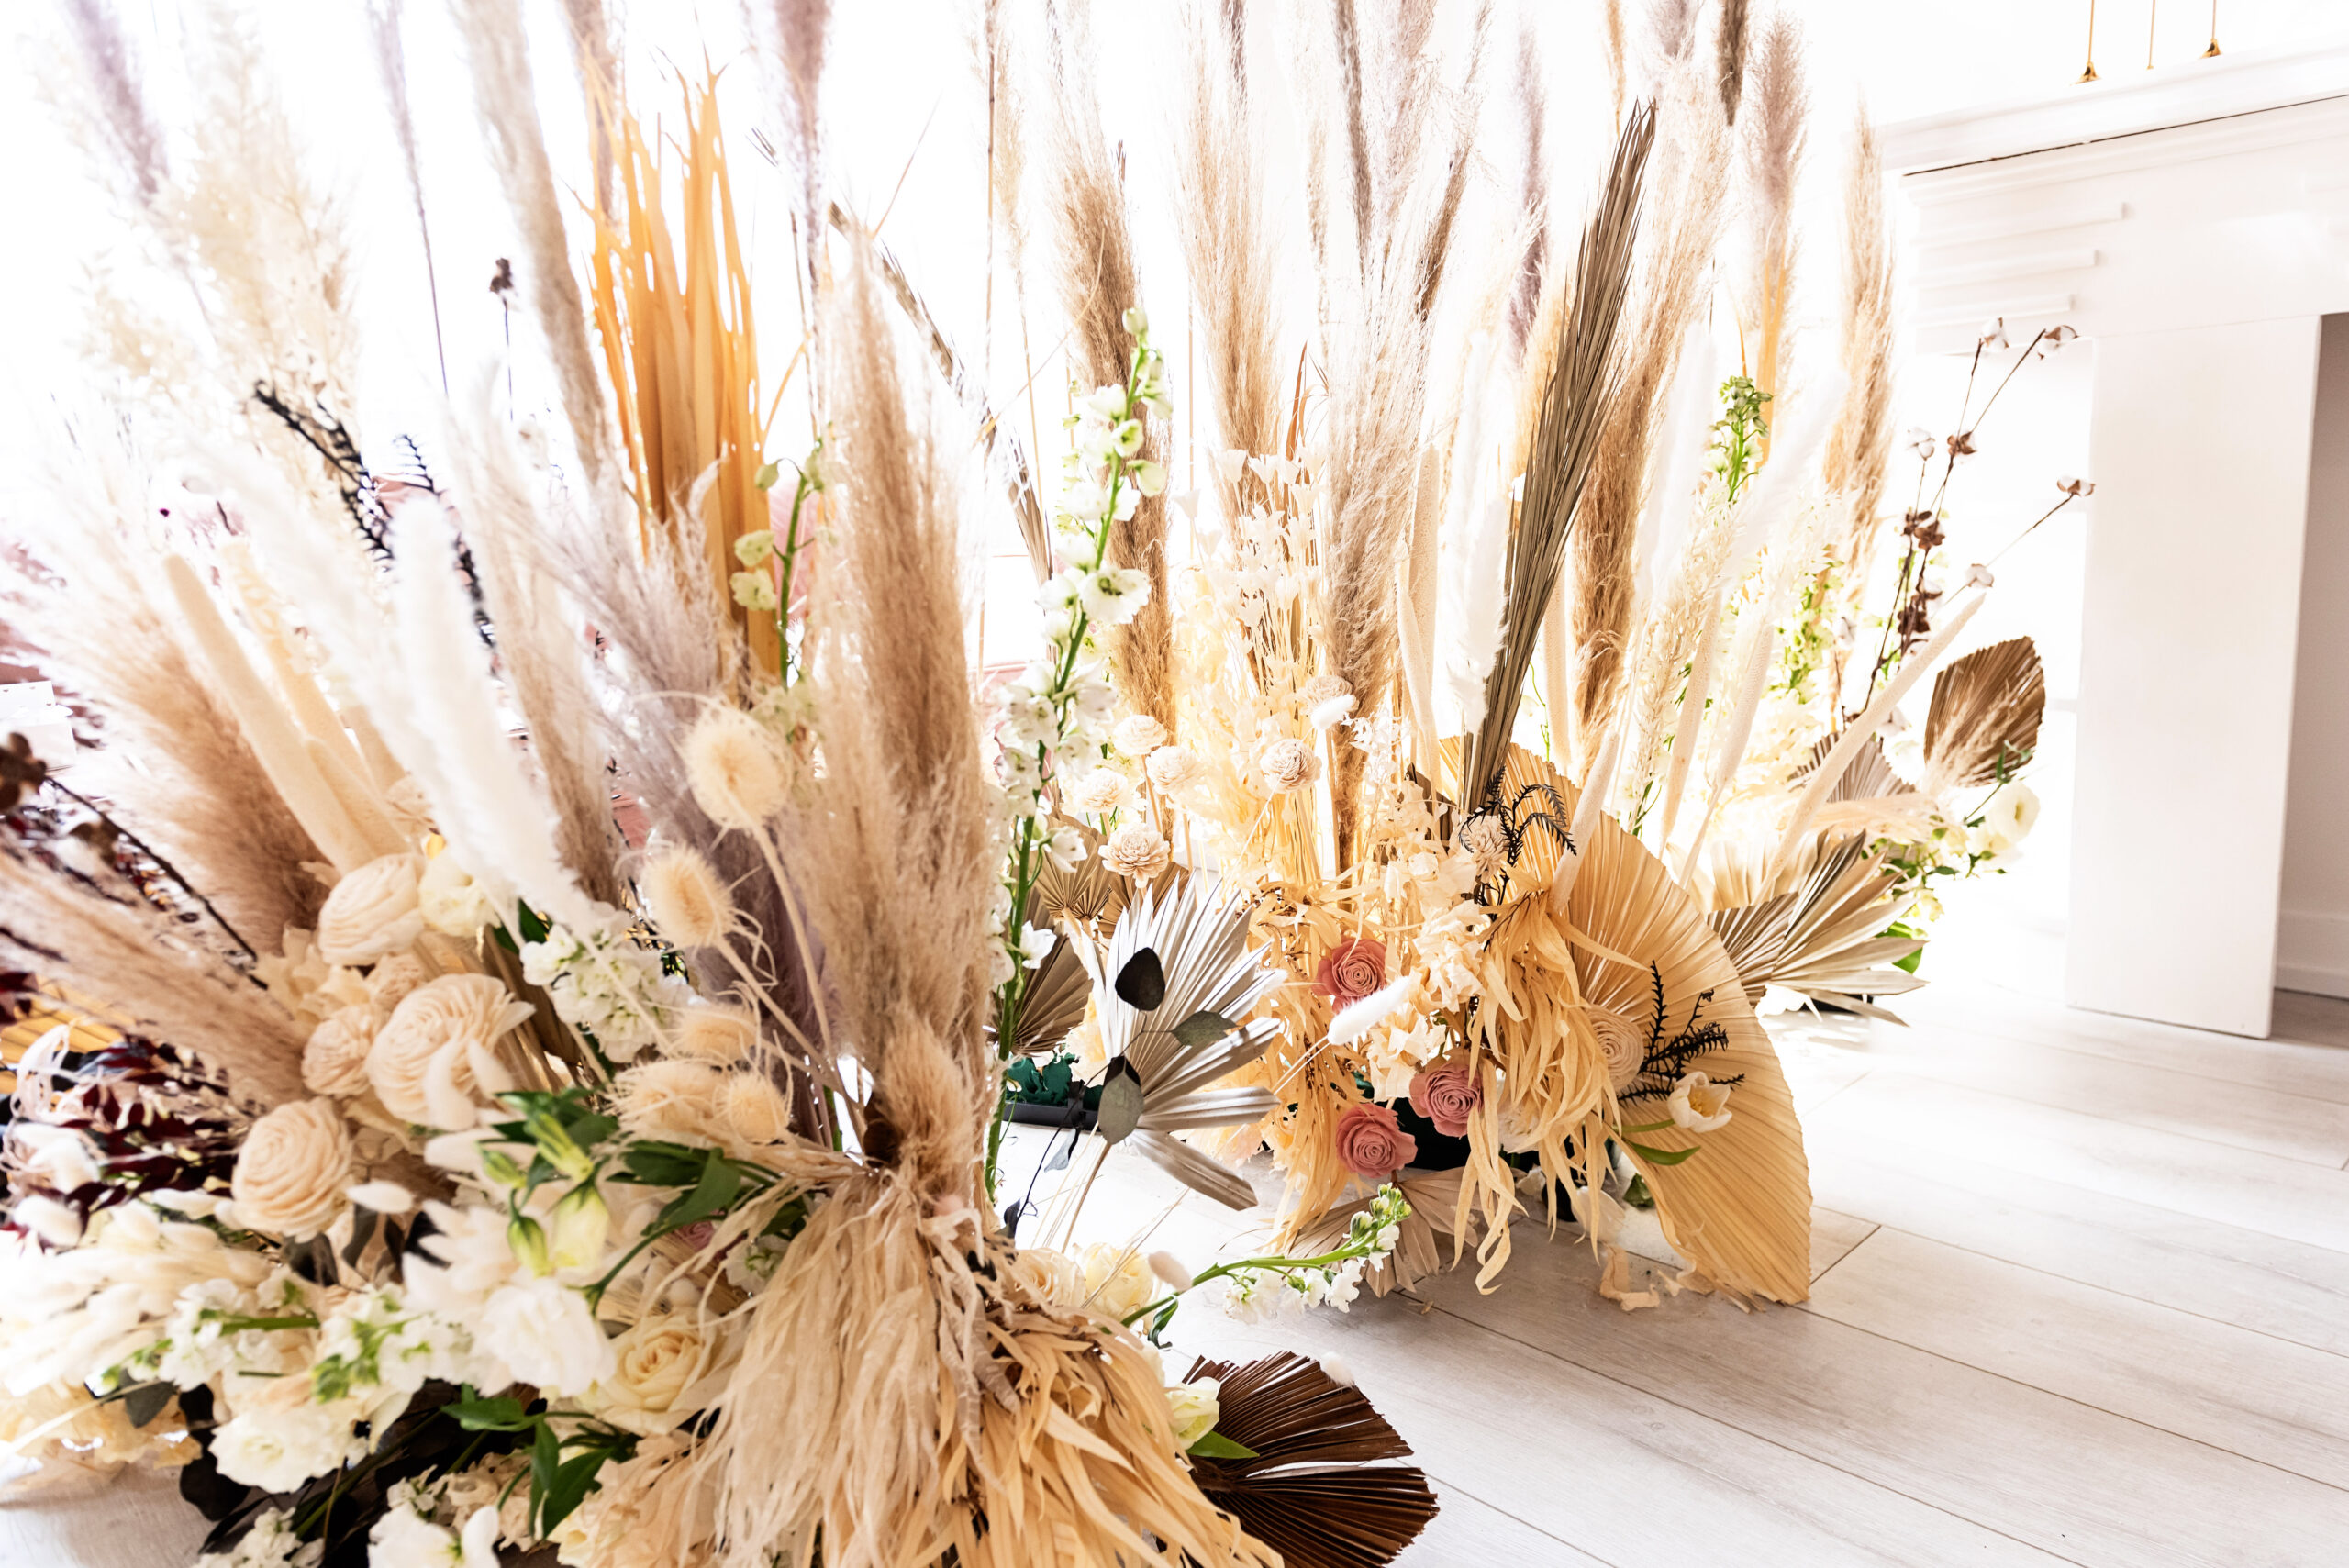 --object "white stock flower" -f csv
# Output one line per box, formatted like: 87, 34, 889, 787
211, 1391, 368, 1495
1667, 1071, 1735, 1134
1042, 825, 1088, 873
194, 1507, 320, 1568
315, 854, 428, 966
476, 1275, 615, 1396
1018, 924, 1056, 969
230, 1099, 356, 1240
367, 1504, 463, 1568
